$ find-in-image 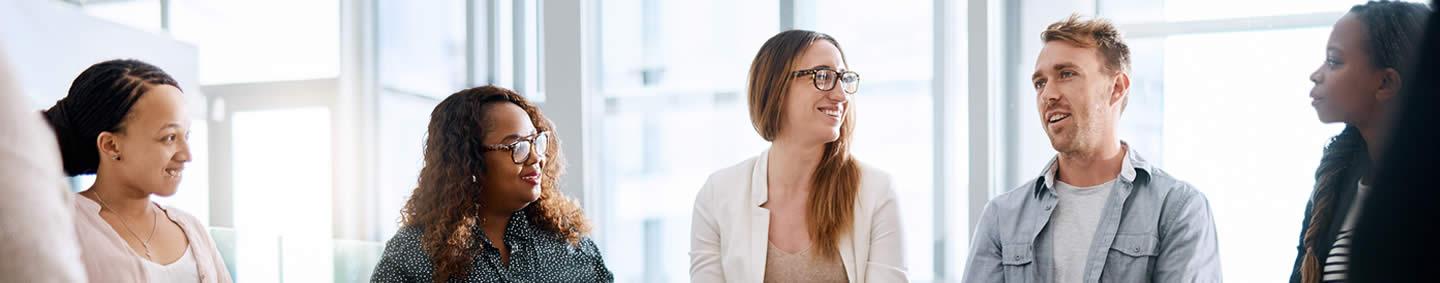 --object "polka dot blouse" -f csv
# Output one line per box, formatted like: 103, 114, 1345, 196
371, 209, 613, 282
